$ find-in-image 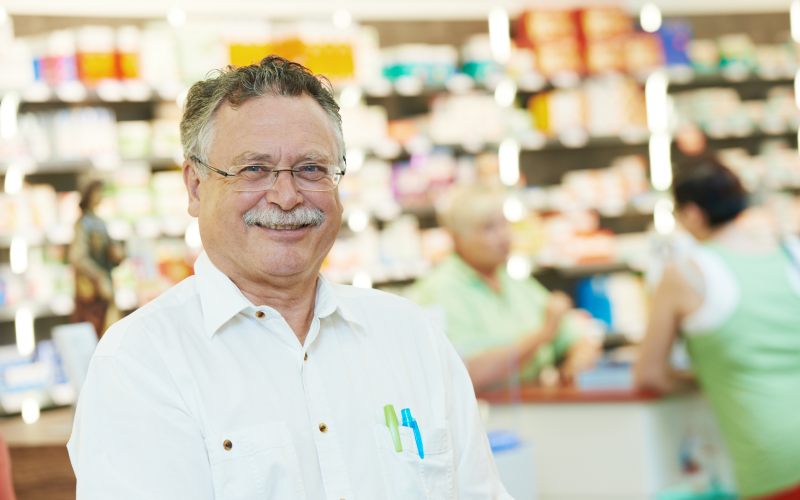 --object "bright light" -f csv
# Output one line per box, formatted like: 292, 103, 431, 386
345, 148, 365, 173
21, 398, 41, 425
15, 307, 35, 357
10, 236, 28, 274
488, 8, 511, 64
498, 138, 520, 186
793, 0, 800, 42
347, 210, 369, 233
0, 6, 8, 26
4, 163, 24, 194
333, 9, 353, 30
339, 85, 363, 108
184, 219, 202, 249
167, 8, 187, 28
503, 197, 525, 222
507, 255, 532, 280
649, 132, 673, 191
0, 91, 20, 140
645, 70, 669, 132
352, 271, 373, 289
640, 2, 662, 33
494, 78, 517, 108
654, 198, 676, 235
